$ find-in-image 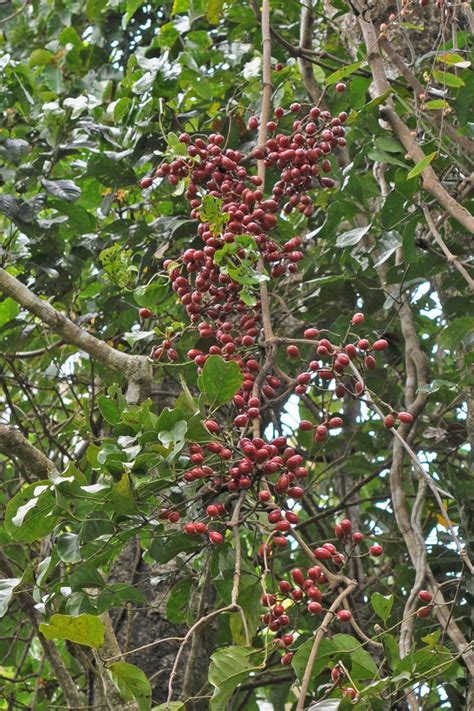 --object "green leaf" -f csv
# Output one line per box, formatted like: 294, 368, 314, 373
336, 224, 370, 247
108, 662, 151, 711
110, 473, 137, 514
424, 99, 450, 110
208, 647, 259, 710
207, 0, 224, 24
57, 533, 82, 563
98, 395, 122, 426
0, 296, 19, 326
407, 152, 437, 179
5, 482, 60, 543
418, 379, 457, 393
437, 52, 470, 68
29, 49, 55, 67
432, 70, 465, 88
325, 60, 364, 85
40, 613, 105, 648
123, 0, 145, 28
371, 592, 394, 623
0, 578, 21, 618
439, 316, 474, 349
153, 704, 184, 711
197, 355, 243, 409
